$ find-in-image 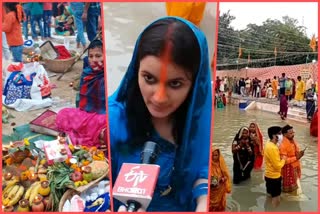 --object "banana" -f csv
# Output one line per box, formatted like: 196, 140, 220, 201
7, 185, 24, 206
29, 182, 41, 205
7, 185, 20, 200
24, 181, 40, 200
2, 198, 10, 206
3, 185, 14, 200
3, 179, 19, 191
